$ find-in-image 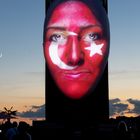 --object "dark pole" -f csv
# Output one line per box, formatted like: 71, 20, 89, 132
45, 0, 51, 13
44, 0, 109, 122
45, 0, 108, 13
98, 0, 109, 121
102, 0, 108, 13
44, 0, 52, 120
